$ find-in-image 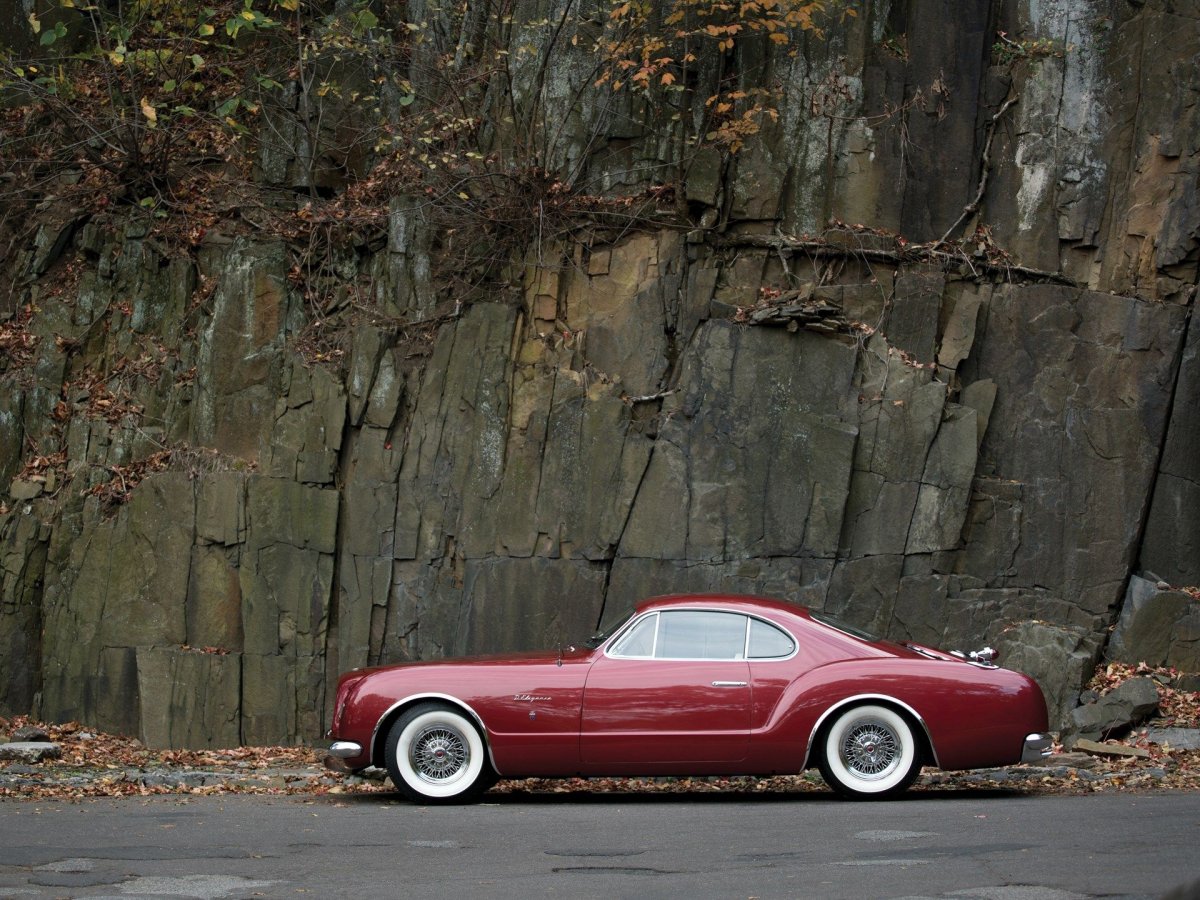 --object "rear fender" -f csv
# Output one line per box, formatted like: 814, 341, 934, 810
802, 693, 939, 769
